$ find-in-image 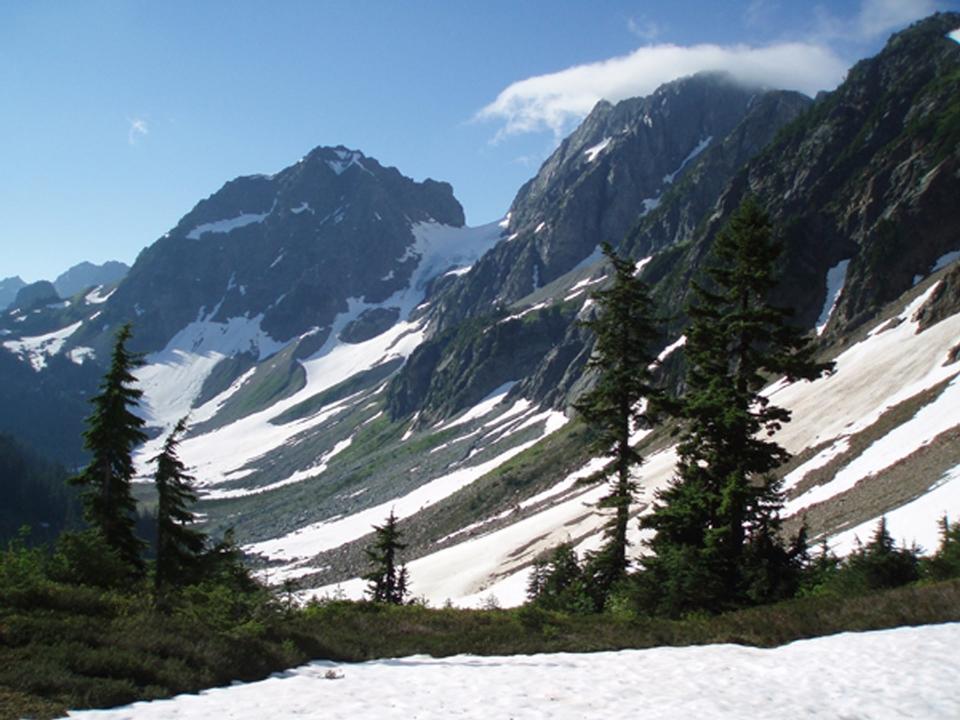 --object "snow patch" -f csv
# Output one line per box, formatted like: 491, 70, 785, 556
500, 302, 547, 324
583, 136, 612, 162
655, 335, 686, 365
64, 624, 960, 720
67, 346, 96, 365
84, 286, 115, 304
634, 255, 653, 276
2, 321, 82, 371
663, 136, 711, 184
290, 202, 313, 215
816, 259, 850, 335
932, 249, 960, 274
326, 149, 371, 176
433, 382, 517, 433
187, 203, 275, 240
